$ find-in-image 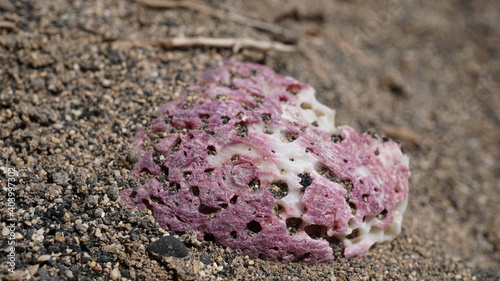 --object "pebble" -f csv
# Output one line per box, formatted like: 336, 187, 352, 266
107, 183, 120, 201
110, 268, 120, 280
147, 236, 189, 258
200, 254, 211, 265
64, 270, 74, 278
28, 264, 39, 276
38, 255, 52, 262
